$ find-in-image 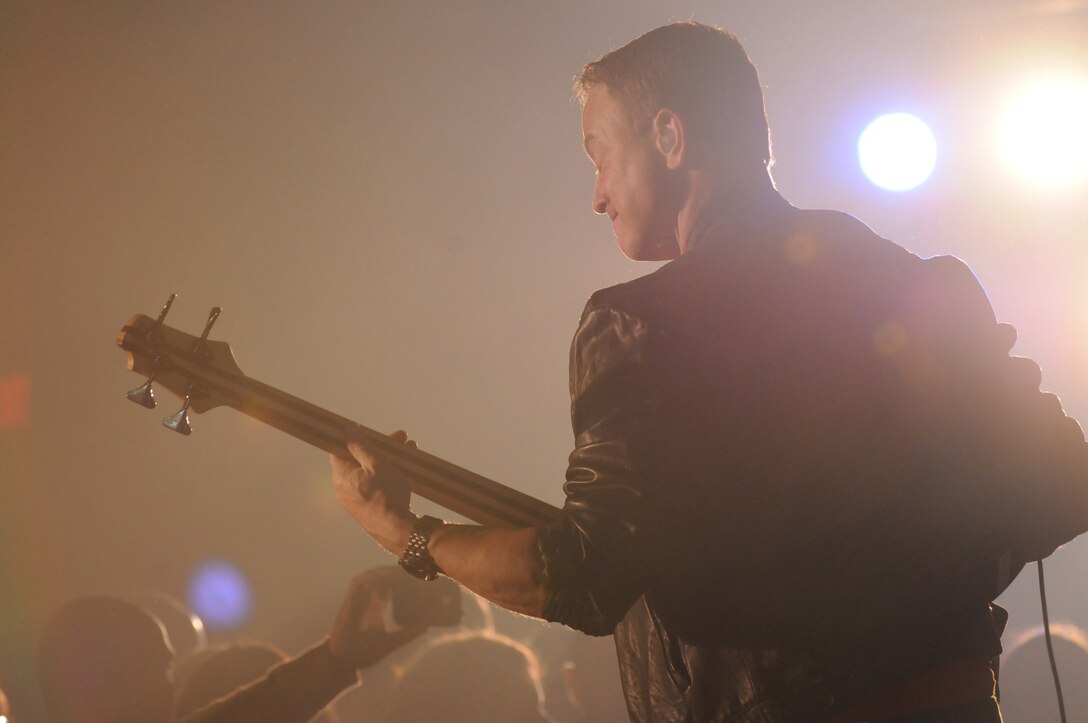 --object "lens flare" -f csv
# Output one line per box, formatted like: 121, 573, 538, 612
858, 113, 938, 192
997, 77, 1088, 187
187, 559, 252, 630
